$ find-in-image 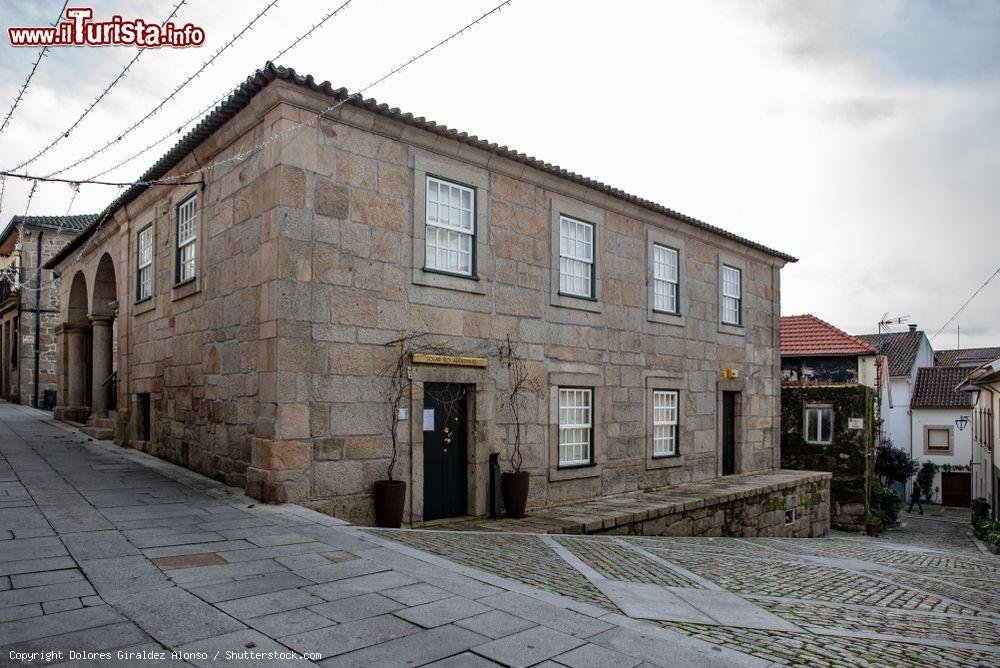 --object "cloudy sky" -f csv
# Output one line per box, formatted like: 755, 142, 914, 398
1, 0, 997, 348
